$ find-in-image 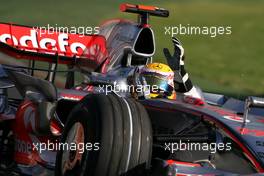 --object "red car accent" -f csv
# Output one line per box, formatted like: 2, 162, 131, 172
167, 159, 201, 167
